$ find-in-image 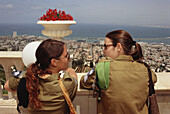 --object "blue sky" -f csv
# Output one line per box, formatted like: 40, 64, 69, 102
0, 0, 169, 27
